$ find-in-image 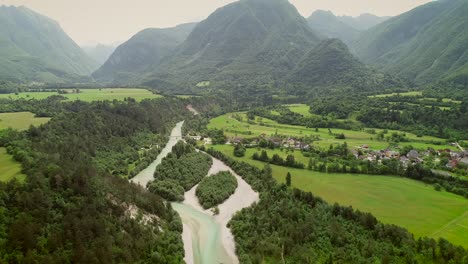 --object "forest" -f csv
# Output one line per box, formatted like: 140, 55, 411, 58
148, 141, 212, 201
195, 171, 238, 209
0, 98, 191, 263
